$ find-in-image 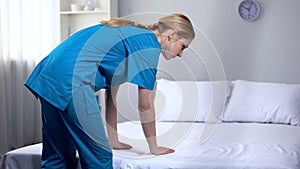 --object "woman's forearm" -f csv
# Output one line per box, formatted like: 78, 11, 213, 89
138, 87, 174, 155
105, 87, 119, 143
139, 105, 158, 150
138, 87, 158, 150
